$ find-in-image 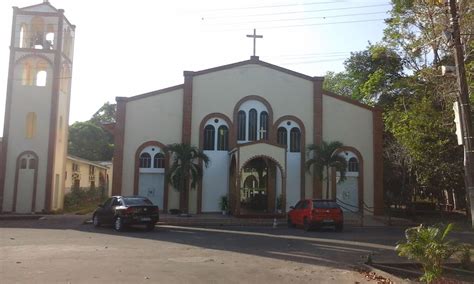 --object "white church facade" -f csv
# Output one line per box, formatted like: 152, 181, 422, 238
111, 56, 384, 216
0, 1, 75, 213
